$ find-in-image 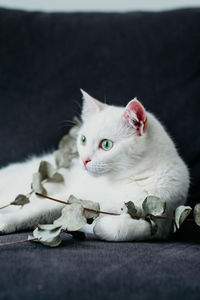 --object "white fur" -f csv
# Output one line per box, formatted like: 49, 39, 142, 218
0, 91, 190, 241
